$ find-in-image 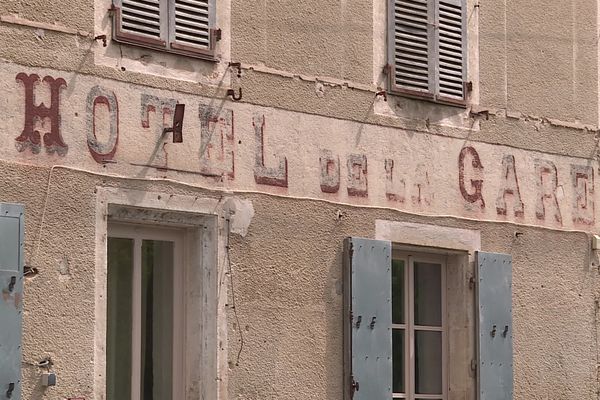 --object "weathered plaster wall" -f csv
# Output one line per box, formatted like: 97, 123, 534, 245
0, 163, 595, 399
0, 0, 599, 398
